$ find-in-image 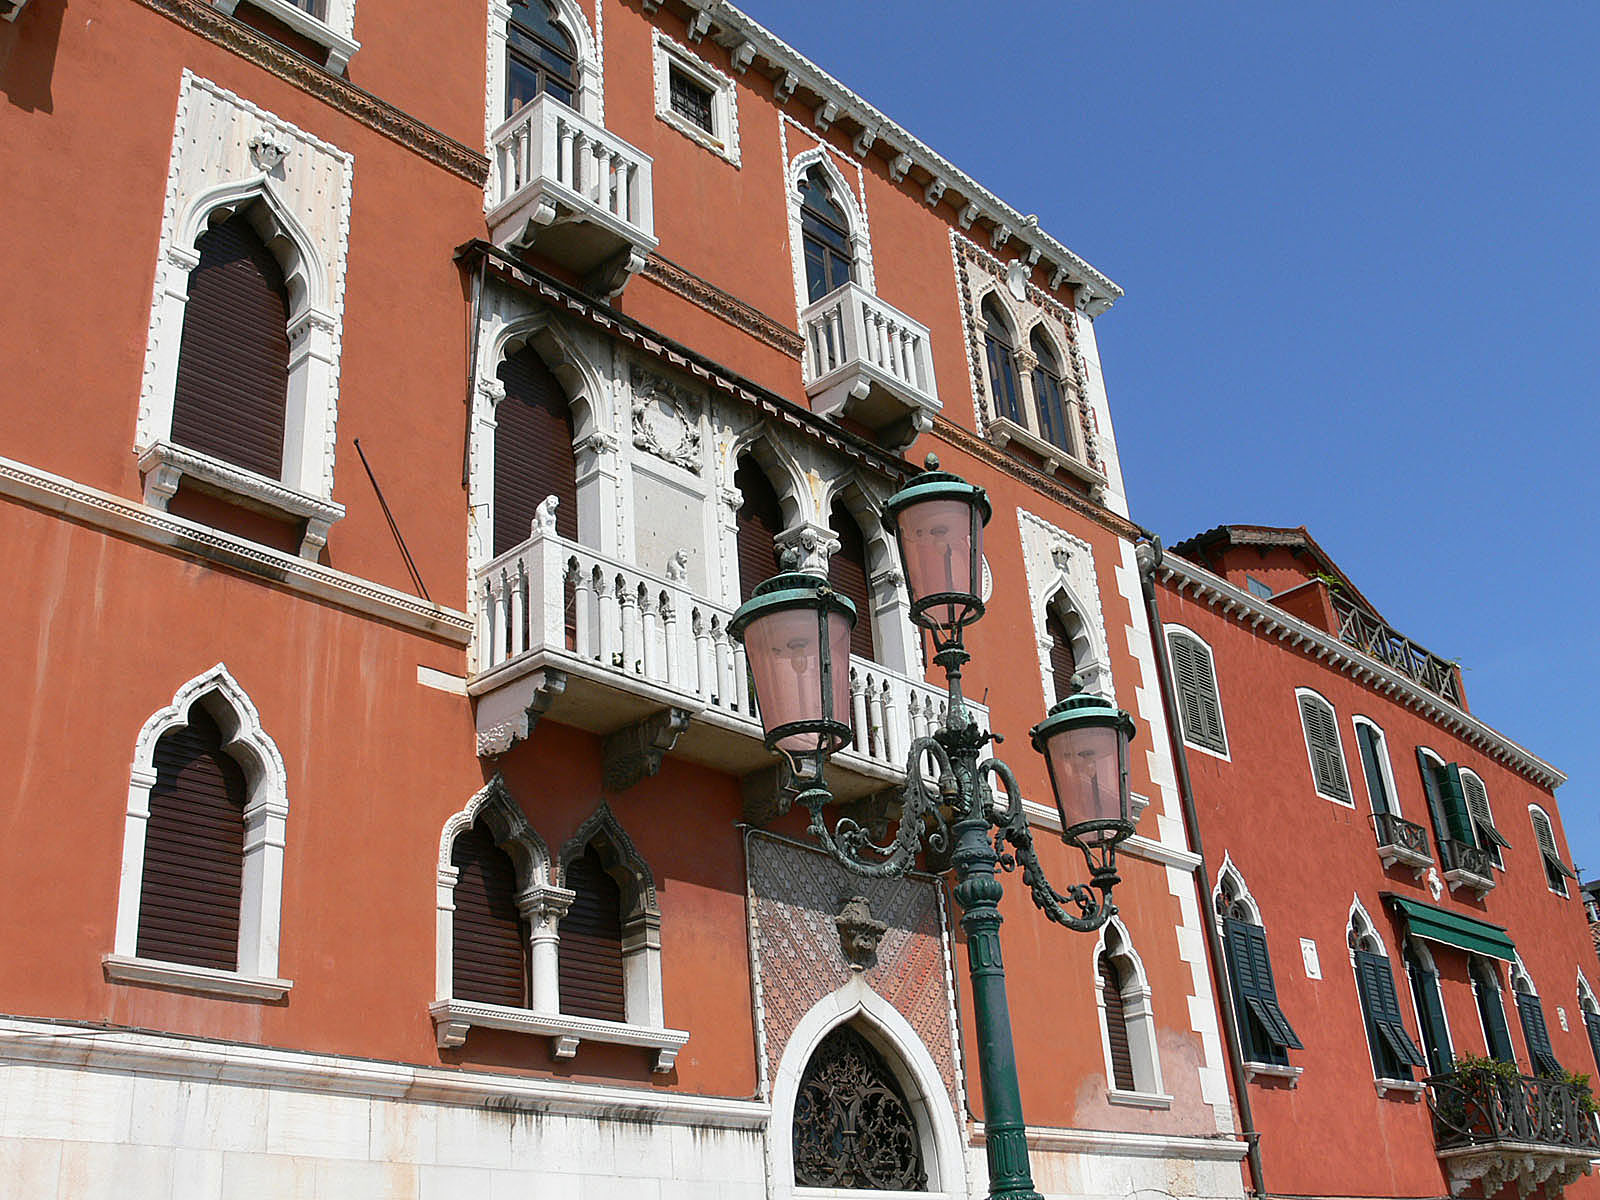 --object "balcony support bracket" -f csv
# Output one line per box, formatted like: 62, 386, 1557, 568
603, 707, 692, 792
475, 667, 568, 757
1439, 1145, 1594, 1199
